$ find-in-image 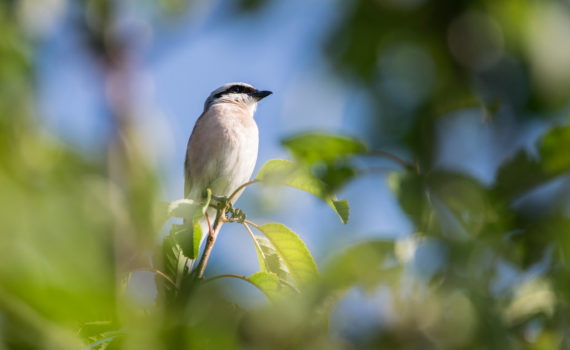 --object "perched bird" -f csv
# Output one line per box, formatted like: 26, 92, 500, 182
184, 82, 272, 224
